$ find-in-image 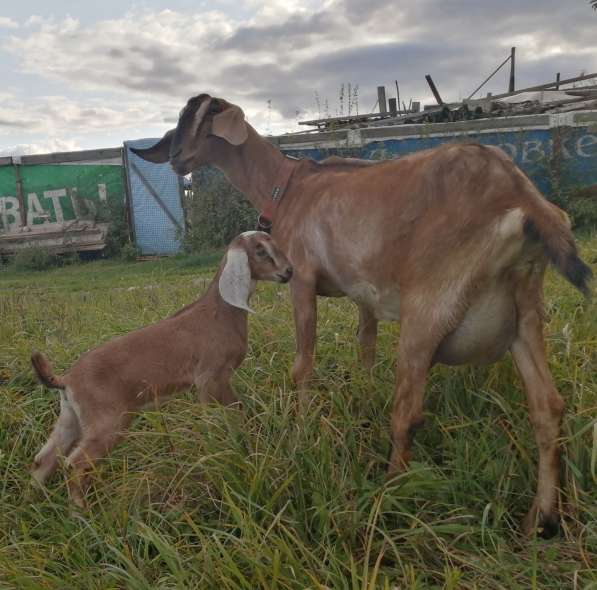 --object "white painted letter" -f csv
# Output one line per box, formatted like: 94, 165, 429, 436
576, 134, 597, 158
43, 189, 68, 223
0, 196, 21, 231
522, 140, 545, 163
27, 193, 49, 226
